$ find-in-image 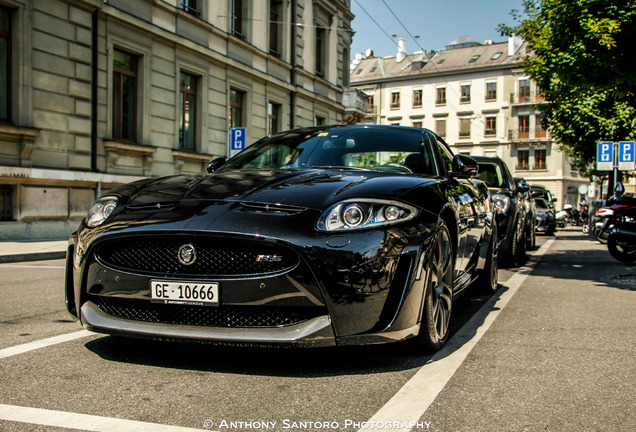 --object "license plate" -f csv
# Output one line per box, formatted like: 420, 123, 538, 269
150, 280, 219, 306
